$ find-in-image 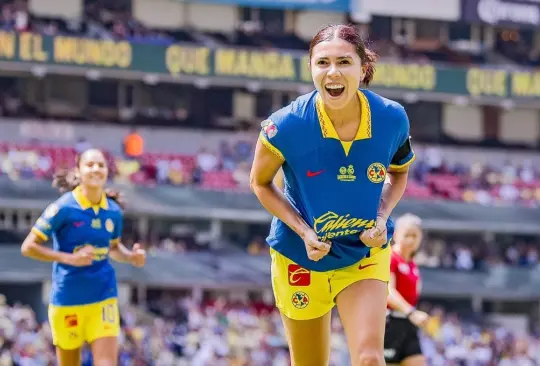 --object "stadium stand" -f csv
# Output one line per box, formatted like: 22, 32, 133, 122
0, 0, 538, 364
